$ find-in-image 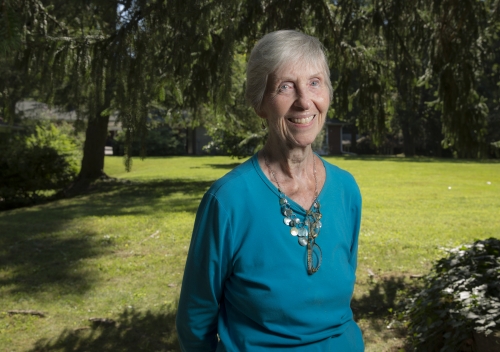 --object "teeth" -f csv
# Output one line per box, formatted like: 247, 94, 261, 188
290, 115, 315, 124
